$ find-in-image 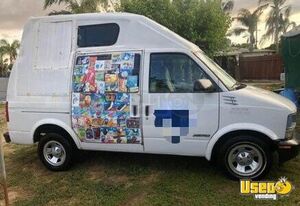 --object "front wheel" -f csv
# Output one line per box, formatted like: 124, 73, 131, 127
219, 136, 272, 180
38, 133, 74, 171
